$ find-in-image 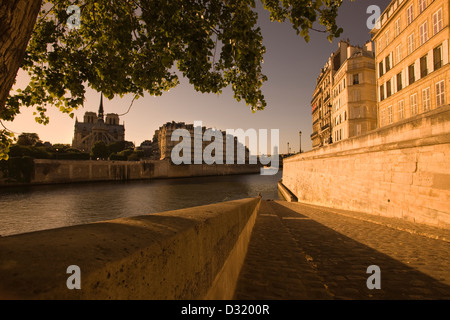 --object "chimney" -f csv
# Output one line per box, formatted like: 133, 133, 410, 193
364, 41, 374, 52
